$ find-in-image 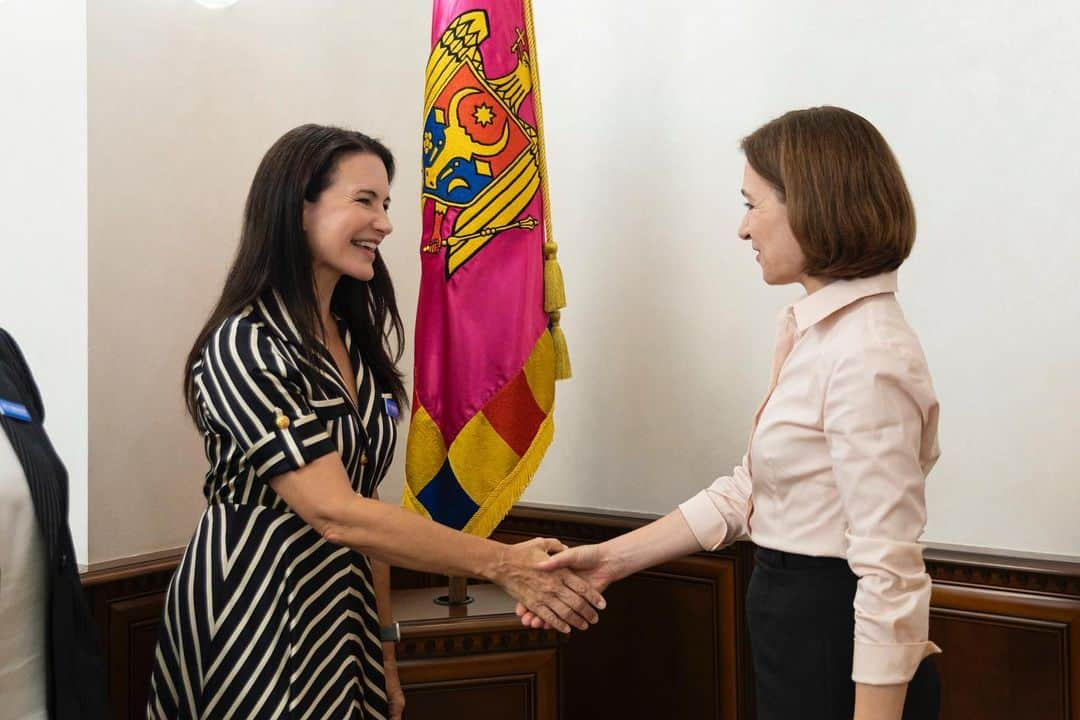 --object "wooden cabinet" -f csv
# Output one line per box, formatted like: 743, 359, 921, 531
394, 584, 562, 720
